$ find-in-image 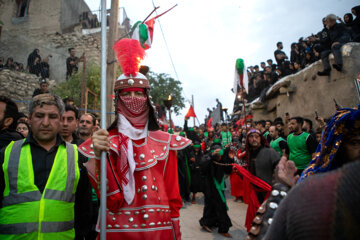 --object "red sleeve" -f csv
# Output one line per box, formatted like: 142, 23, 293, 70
164, 150, 183, 218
